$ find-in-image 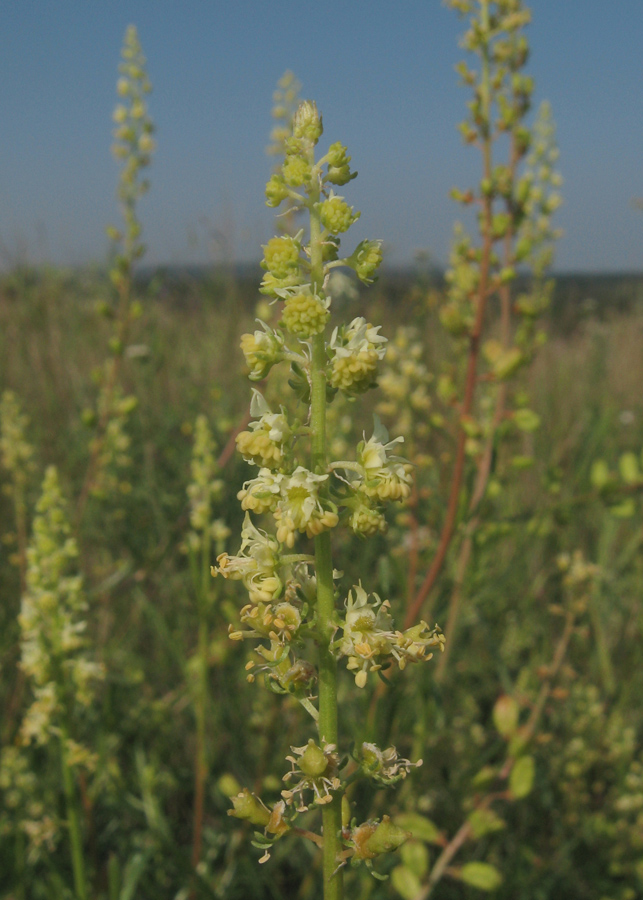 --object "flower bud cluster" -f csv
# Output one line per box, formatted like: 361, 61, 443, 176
0, 743, 62, 863
376, 328, 434, 454
329, 318, 388, 395
357, 742, 422, 785
235, 391, 292, 469
221, 101, 438, 880
0, 391, 35, 490
19, 468, 104, 747
240, 321, 285, 381
109, 25, 155, 286
282, 290, 330, 337
282, 740, 341, 810
87, 386, 136, 499
0, 391, 36, 572
184, 415, 225, 549
333, 584, 444, 687
267, 70, 302, 158
331, 418, 414, 538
